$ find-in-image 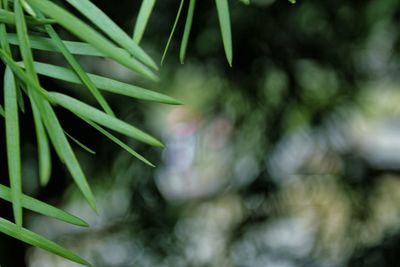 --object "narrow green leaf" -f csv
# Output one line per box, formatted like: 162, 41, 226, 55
27, 0, 158, 81
34, 96, 97, 211
180, 0, 196, 63
0, 184, 88, 227
239, 0, 250, 4
31, 99, 52, 186
27, 62, 182, 105
4, 68, 23, 227
49, 92, 164, 147
21, 0, 37, 17
42, 20, 115, 116
64, 130, 96, 155
82, 118, 154, 167
215, 0, 233, 66
7, 33, 107, 57
161, 0, 185, 65
14, 0, 39, 82
0, 9, 54, 26
66, 0, 158, 70
133, 0, 156, 44
0, 217, 90, 265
